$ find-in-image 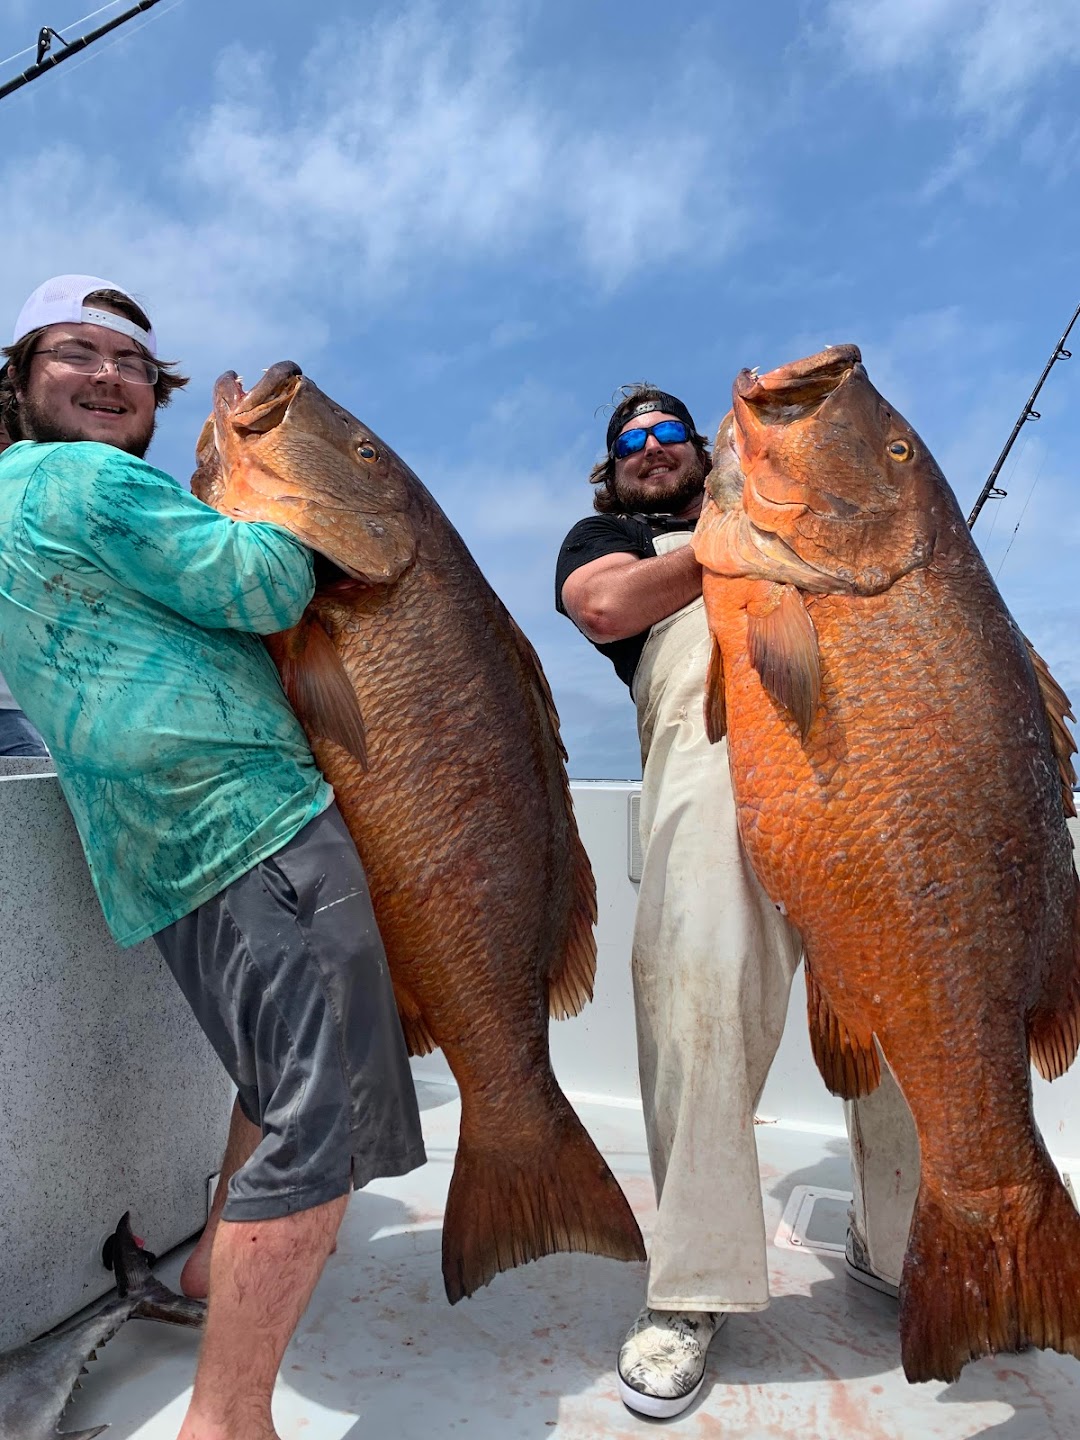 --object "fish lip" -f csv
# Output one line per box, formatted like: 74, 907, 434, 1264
211, 370, 245, 429
211, 361, 303, 428
734, 343, 862, 423
236, 360, 302, 420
